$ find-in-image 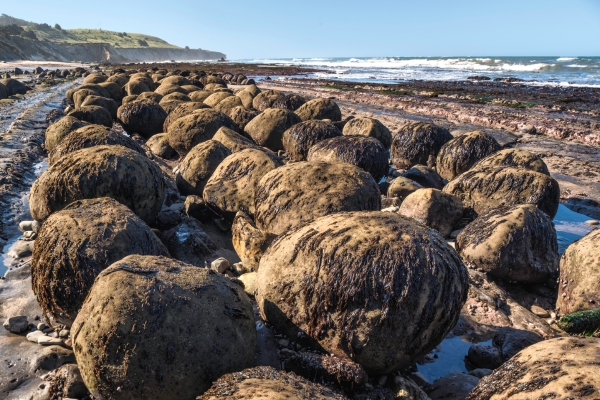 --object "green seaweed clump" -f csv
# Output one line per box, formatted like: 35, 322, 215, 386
557, 308, 600, 335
